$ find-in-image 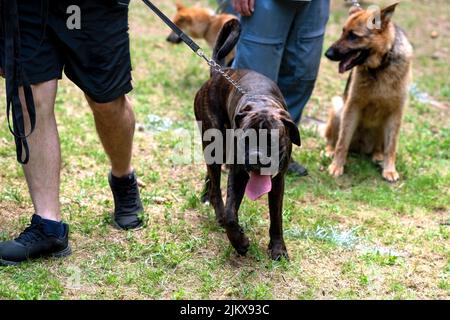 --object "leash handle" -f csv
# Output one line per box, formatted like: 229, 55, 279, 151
2, 0, 37, 164
141, 0, 200, 53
